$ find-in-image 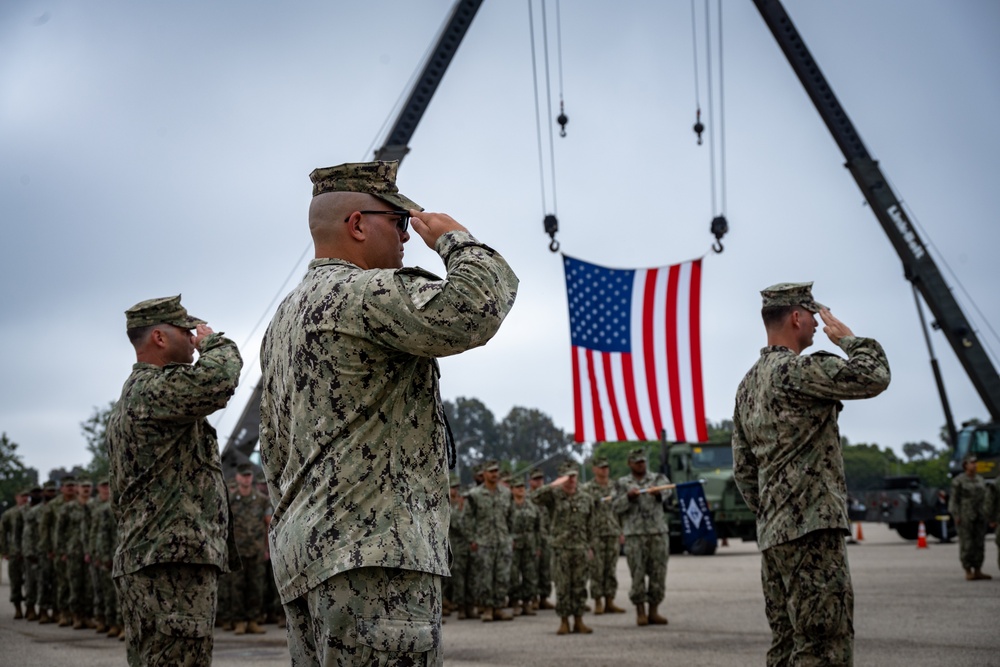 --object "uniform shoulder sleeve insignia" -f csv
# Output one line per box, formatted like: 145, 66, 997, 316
395, 267, 445, 310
